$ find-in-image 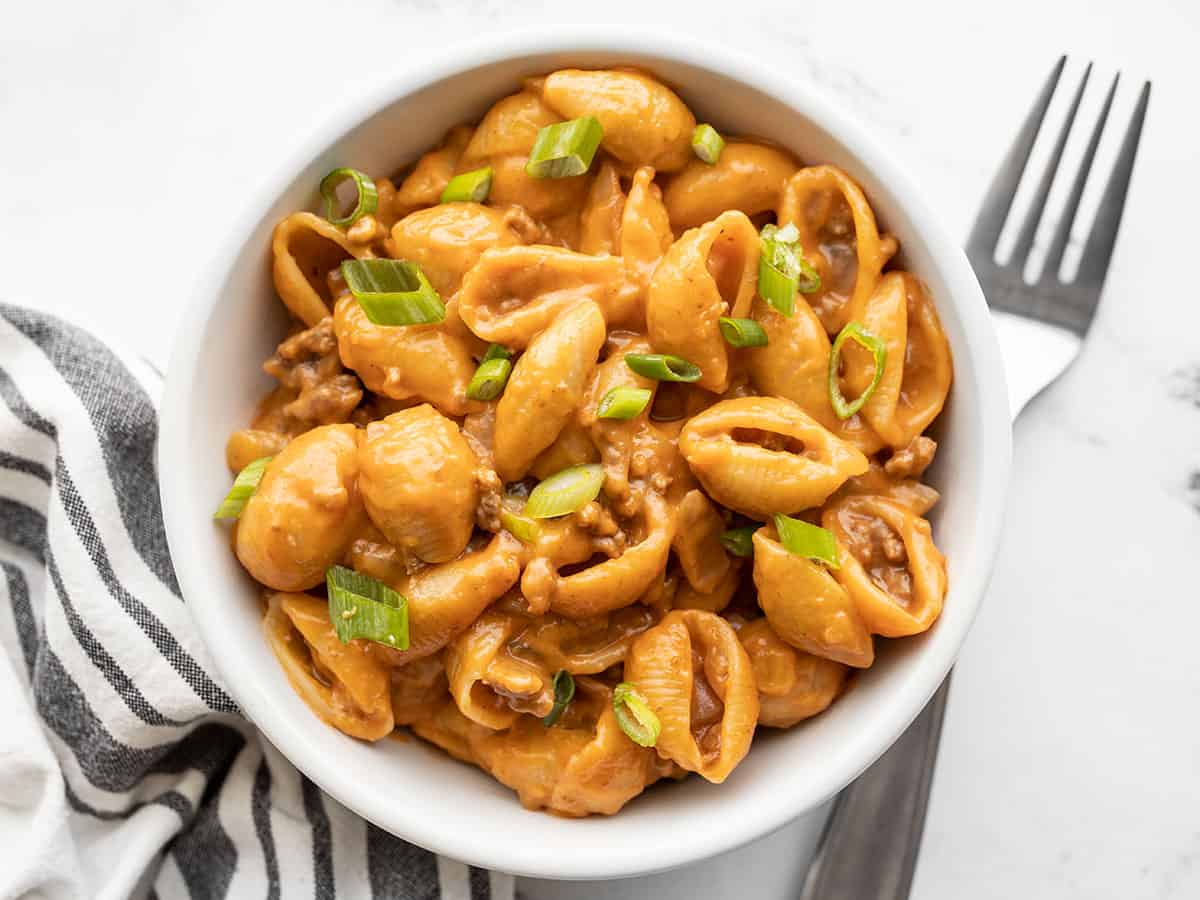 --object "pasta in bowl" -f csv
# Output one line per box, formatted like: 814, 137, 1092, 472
160, 31, 1009, 878
216, 65, 954, 816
